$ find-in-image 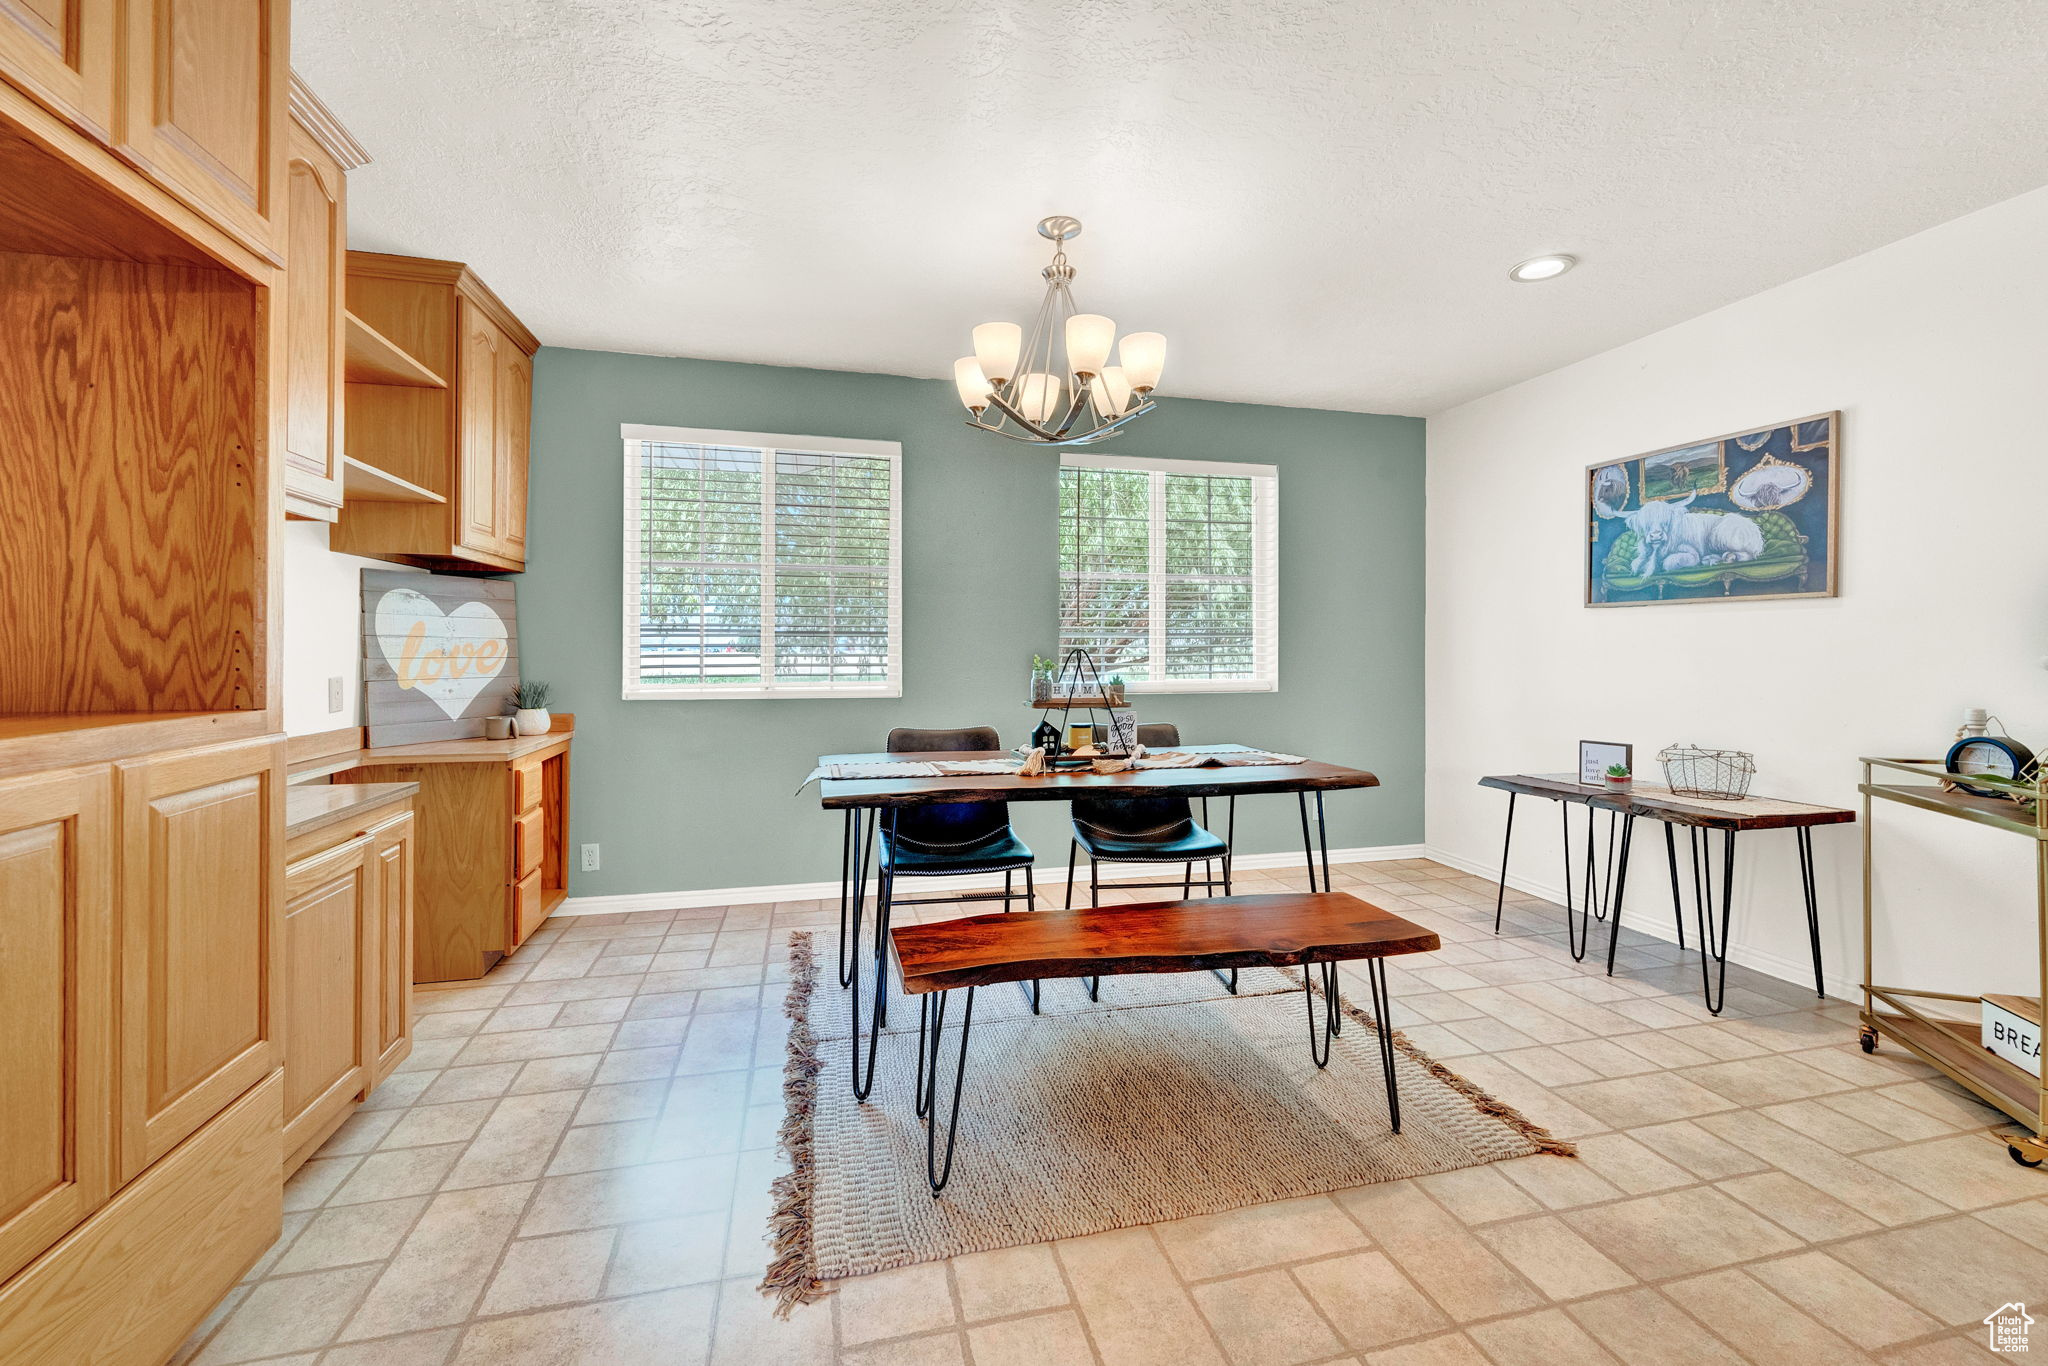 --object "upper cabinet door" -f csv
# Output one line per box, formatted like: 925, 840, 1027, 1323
0, 0, 116, 137
0, 765, 114, 1286
456, 298, 505, 559
495, 342, 532, 560
281, 113, 346, 519
116, 0, 287, 258
116, 736, 283, 1179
